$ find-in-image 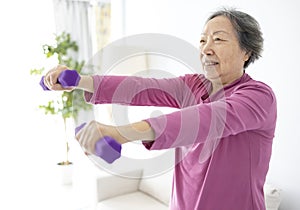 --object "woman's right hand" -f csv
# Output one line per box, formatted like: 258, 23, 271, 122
43, 65, 74, 91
